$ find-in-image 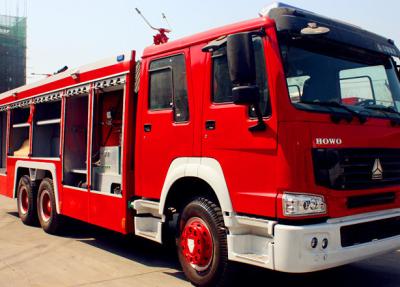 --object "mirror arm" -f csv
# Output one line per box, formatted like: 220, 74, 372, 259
249, 28, 267, 132
252, 27, 267, 38
249, 103, 267, 132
